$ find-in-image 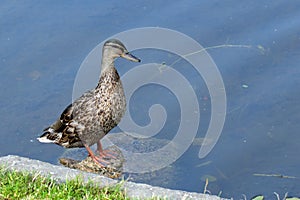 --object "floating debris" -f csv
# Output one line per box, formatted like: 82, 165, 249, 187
28, 70, 41, 81
242, 84, 249, 88
195, 161, 212, 168
257, 45, 267, 54
158, 62, 168, 73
